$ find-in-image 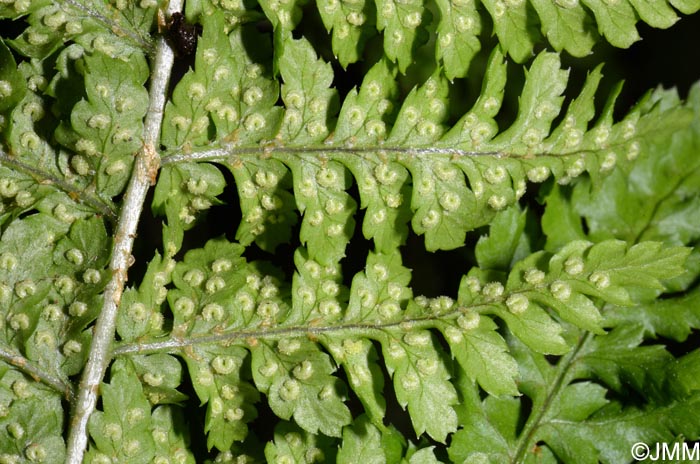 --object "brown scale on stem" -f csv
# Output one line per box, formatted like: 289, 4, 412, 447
158, 10, 202, 57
